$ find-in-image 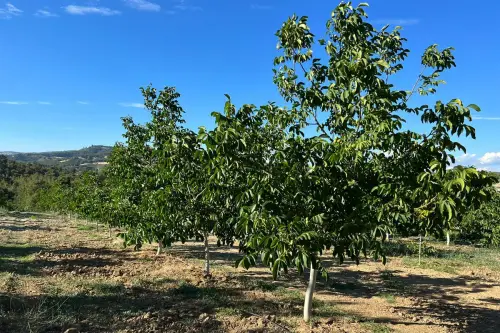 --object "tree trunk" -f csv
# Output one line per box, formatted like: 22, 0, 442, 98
386, 232, 390, 241
95, 220, 99, 232
303, 266, 318, 323
108, 225, 112, 238
156, 241, 163, 256
204, 232, 210, 277
418, 235, 422, 266
446, 231, 450, 246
